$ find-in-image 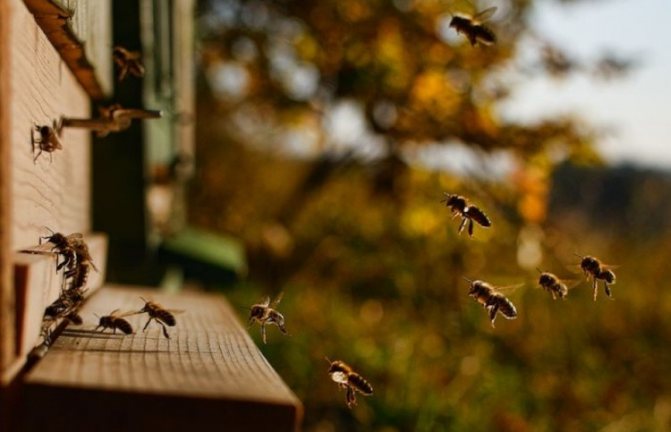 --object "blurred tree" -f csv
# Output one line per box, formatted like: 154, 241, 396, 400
188, 1, 656, 431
